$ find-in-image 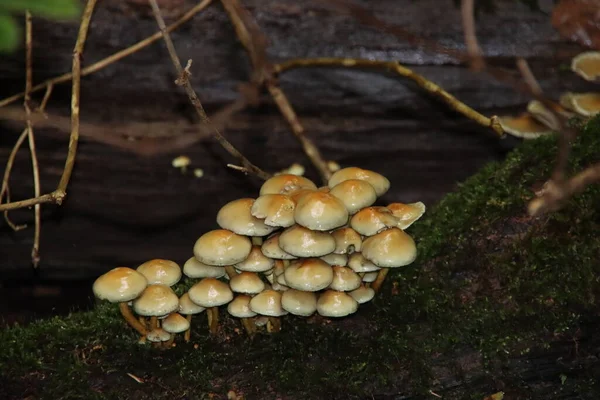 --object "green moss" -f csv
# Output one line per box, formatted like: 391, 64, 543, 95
2, 116, 600, 399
